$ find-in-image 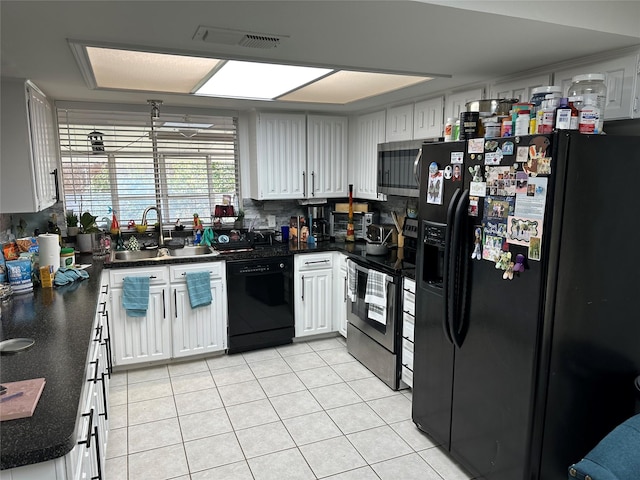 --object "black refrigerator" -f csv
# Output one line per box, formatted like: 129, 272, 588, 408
412, 132, 640, 480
